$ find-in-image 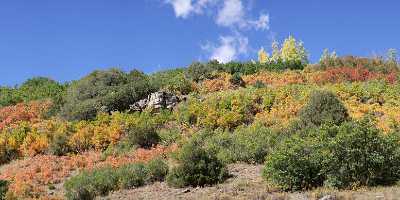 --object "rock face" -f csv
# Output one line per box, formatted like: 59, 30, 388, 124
130, 91, 181, 112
